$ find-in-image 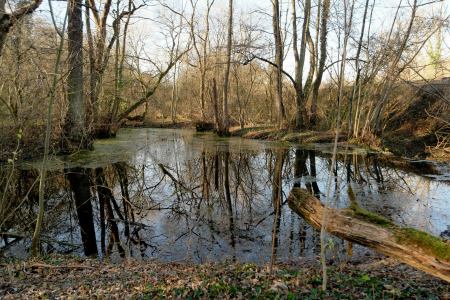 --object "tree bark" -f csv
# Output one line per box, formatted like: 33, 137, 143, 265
310, 0, 330, 126
348, 0, 369, 137
292, 0, 310, 129
272, 0, 284, 130
222, 0, 233, 134
212, 78, 220, 133
65, 0, 86, 149
288, 188, 450, 282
